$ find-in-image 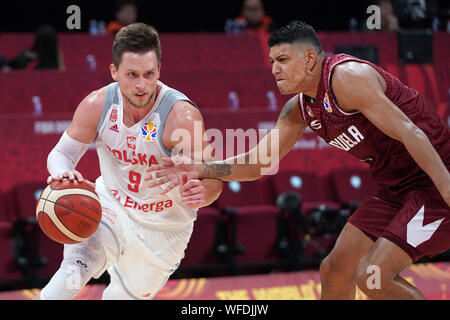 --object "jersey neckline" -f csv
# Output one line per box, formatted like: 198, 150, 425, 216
117, 81, 168, 131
